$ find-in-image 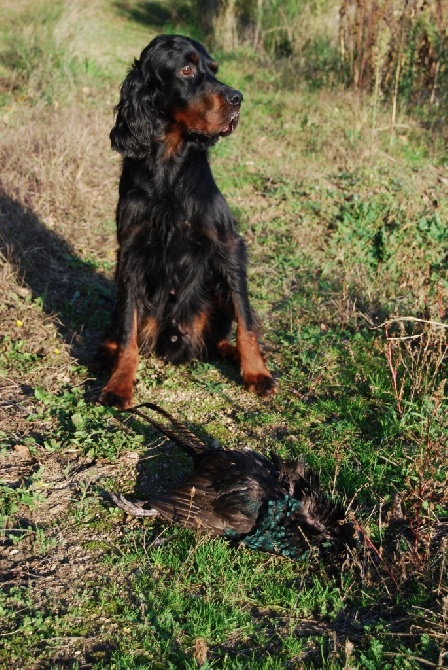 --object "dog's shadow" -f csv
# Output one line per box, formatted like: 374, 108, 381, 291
0, 189, 114, 369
